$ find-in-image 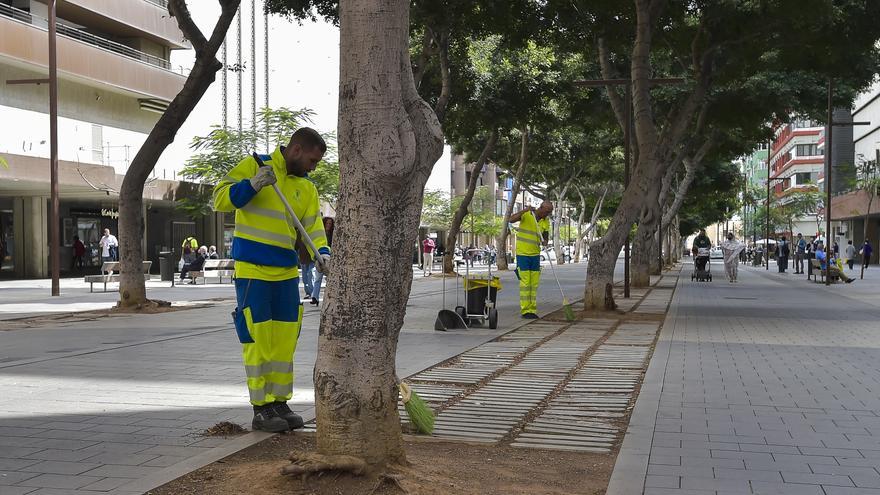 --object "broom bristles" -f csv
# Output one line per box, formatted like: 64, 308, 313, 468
563, 297, 576, 321
399, 383, 435, 434
404, 391, 435, 434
